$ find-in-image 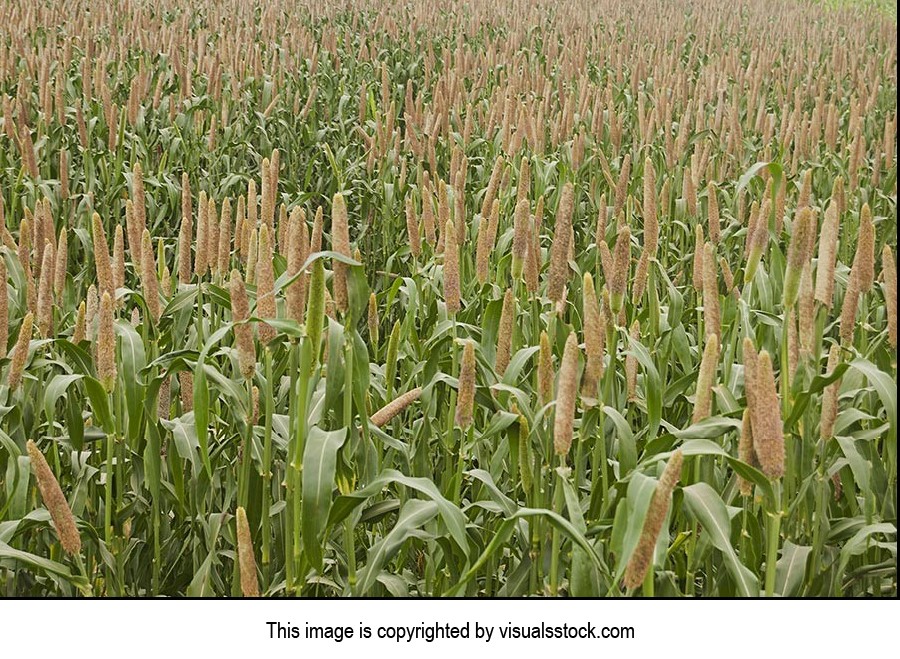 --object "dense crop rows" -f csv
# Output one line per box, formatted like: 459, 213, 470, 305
0, 0, 896, 597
